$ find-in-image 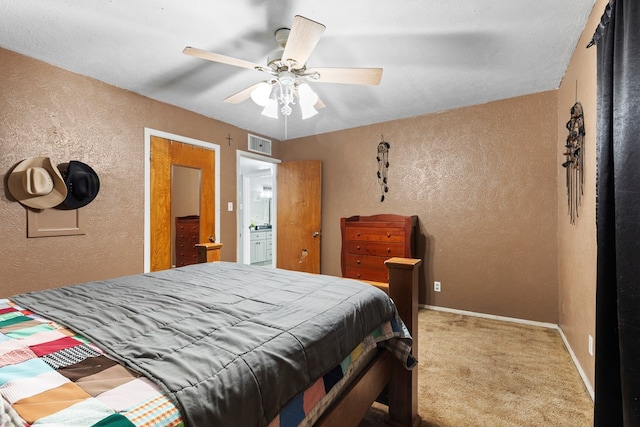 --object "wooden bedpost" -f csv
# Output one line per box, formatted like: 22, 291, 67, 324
195, 243, 223, 263
386, 257, 422, 427
314, 257, 421, 427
